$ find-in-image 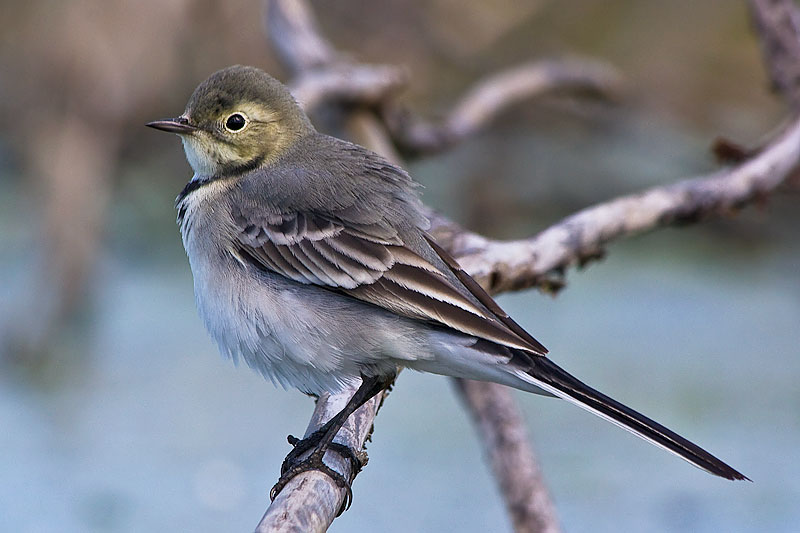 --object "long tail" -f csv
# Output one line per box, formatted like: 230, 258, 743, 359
515, 355, 749, 481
